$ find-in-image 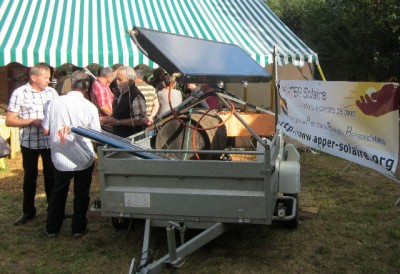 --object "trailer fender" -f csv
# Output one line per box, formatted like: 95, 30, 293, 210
278, 161, 301, 194
284, 143, 300, 162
